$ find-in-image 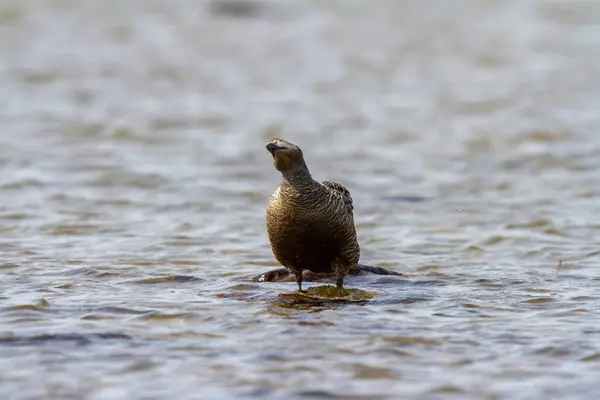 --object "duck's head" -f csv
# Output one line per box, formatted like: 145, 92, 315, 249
266, 138, 306, 173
